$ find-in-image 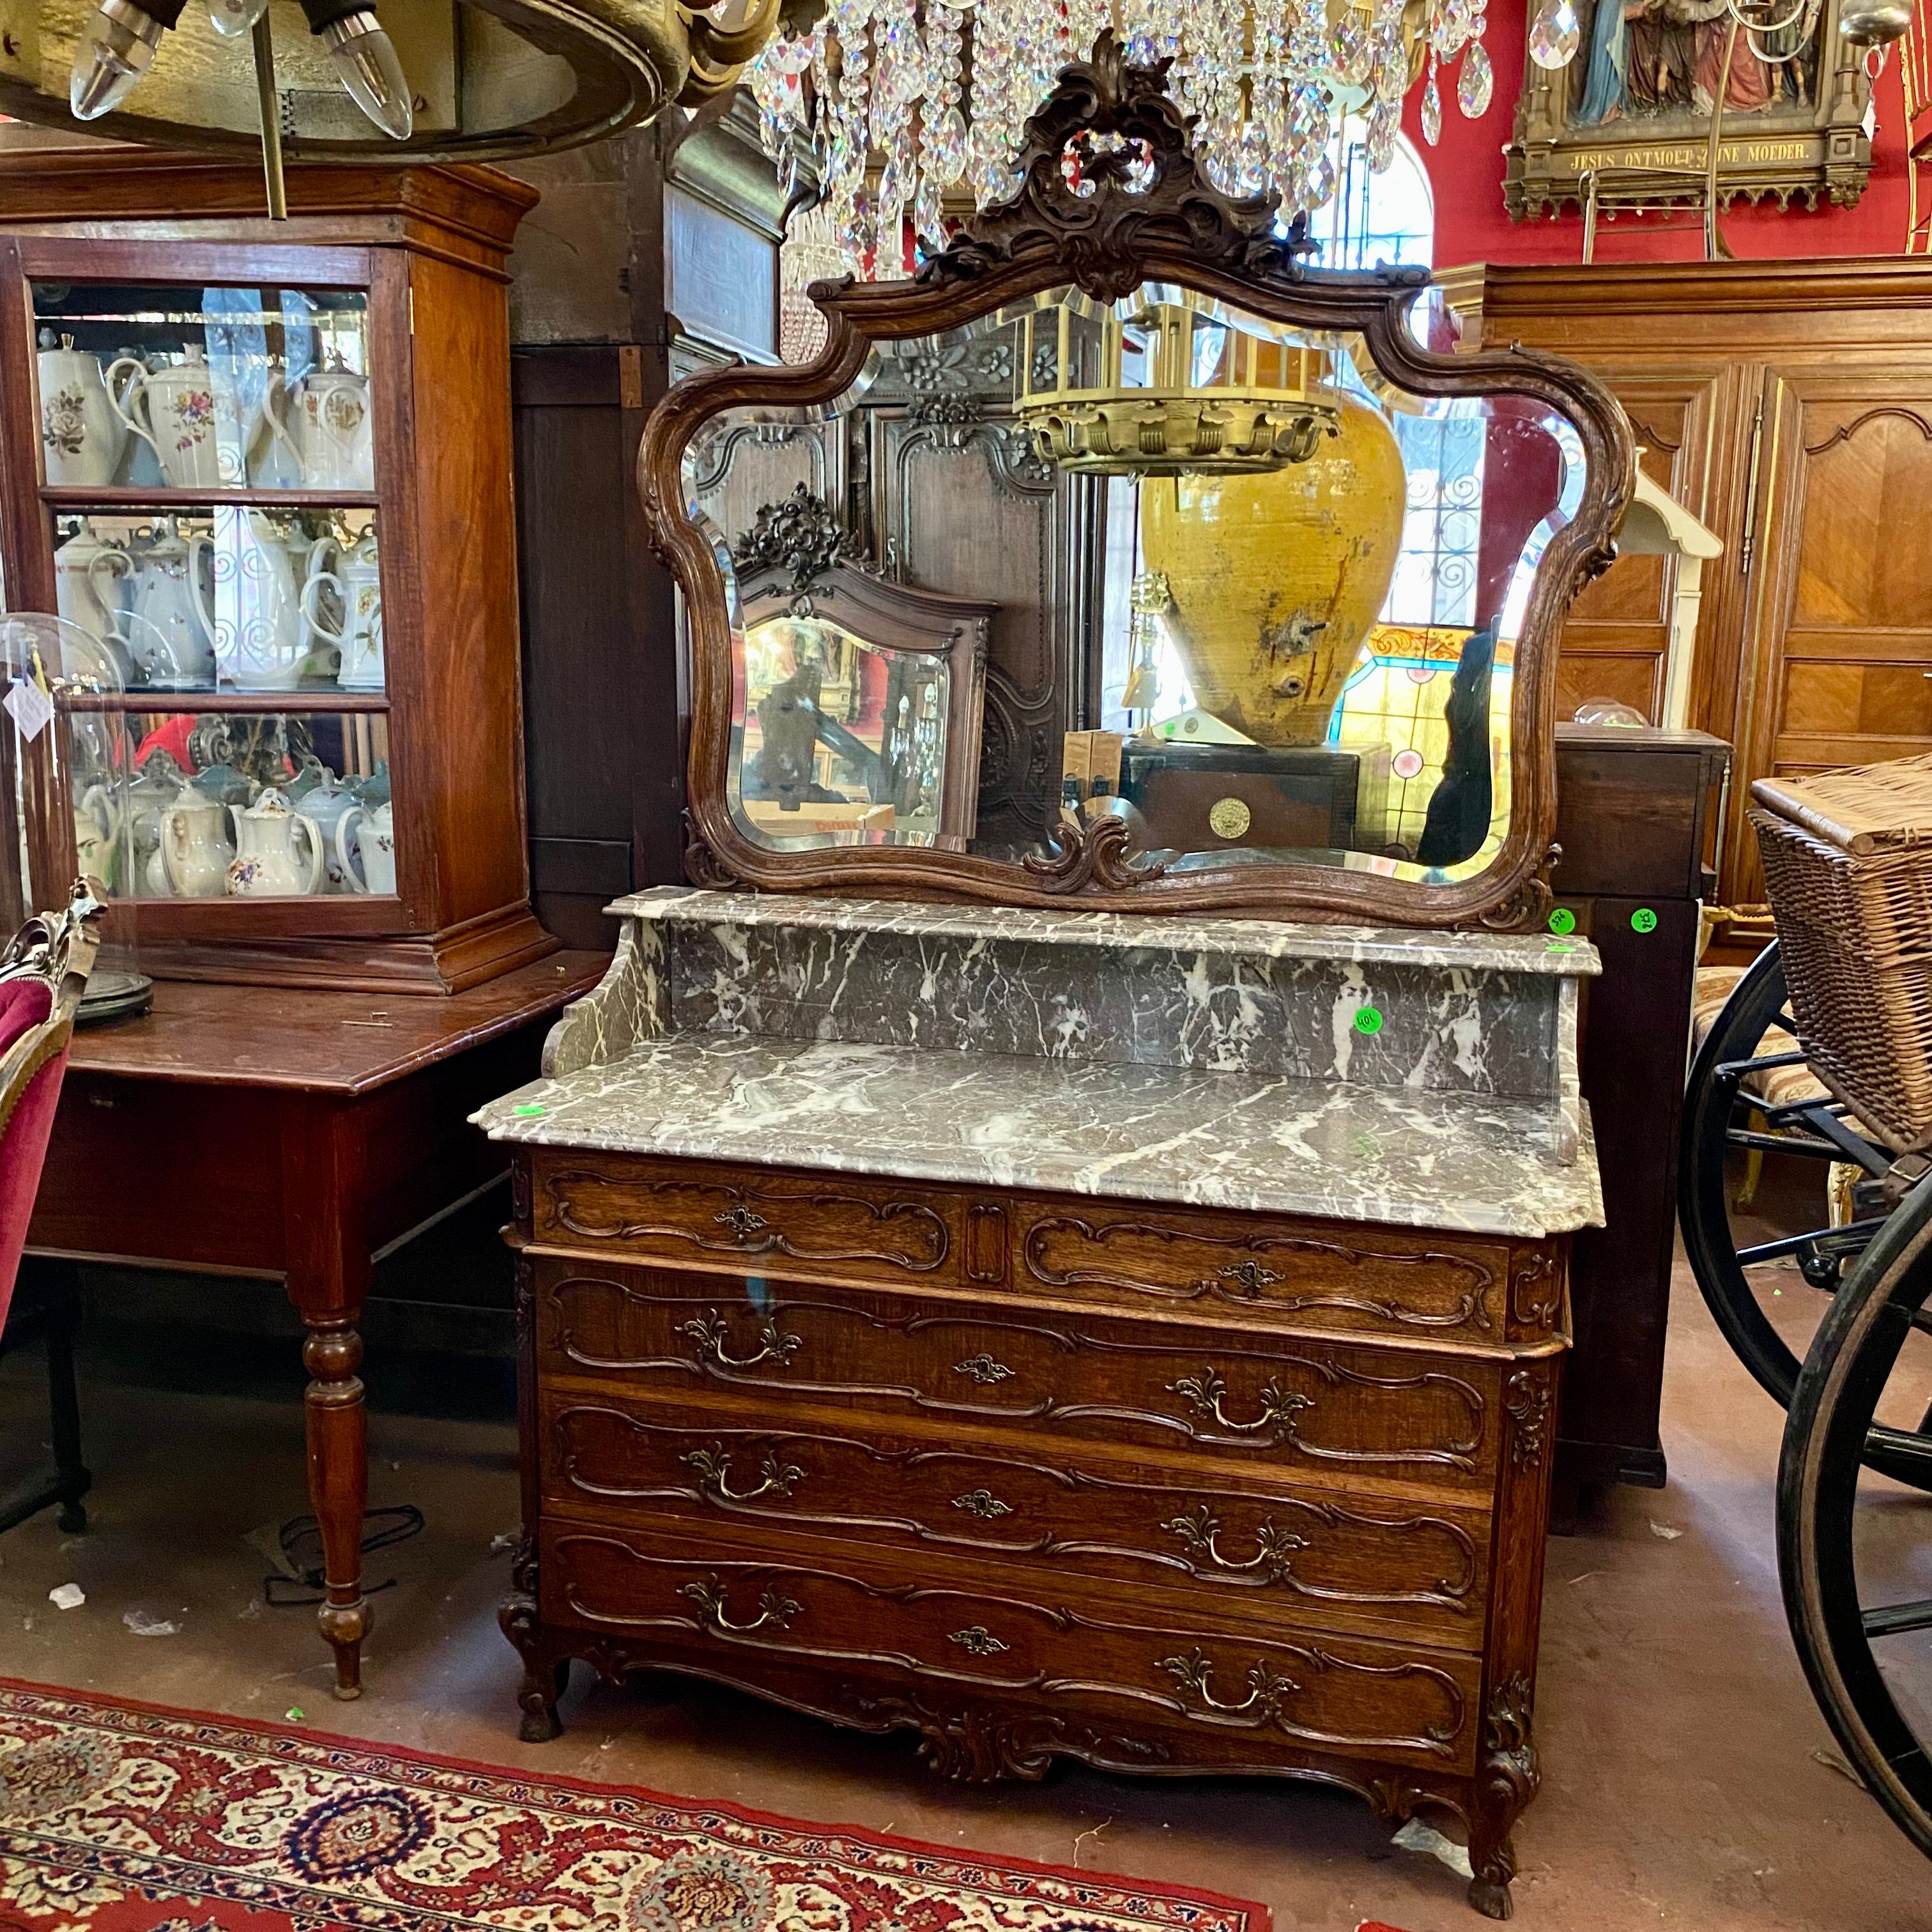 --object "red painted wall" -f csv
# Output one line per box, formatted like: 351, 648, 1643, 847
1414, 0, 1913, 263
